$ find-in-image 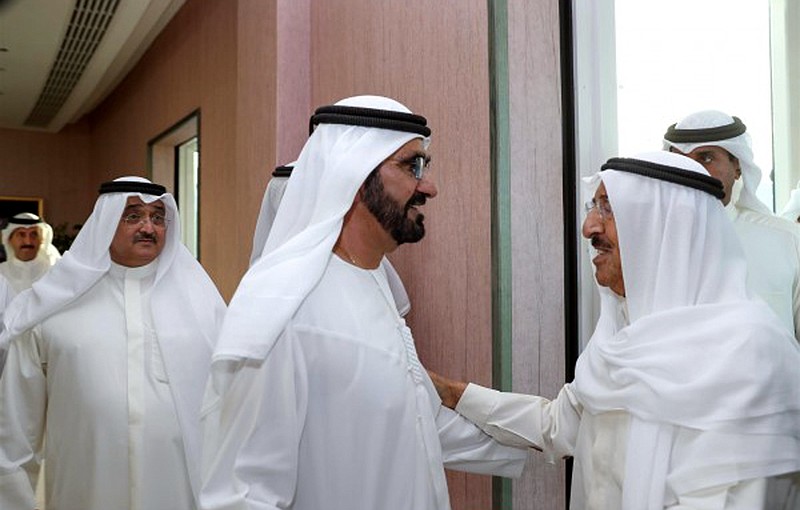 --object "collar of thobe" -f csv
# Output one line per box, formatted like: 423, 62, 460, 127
8, 256, 49, 271
109, 259, 158, 280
